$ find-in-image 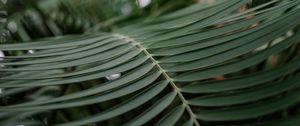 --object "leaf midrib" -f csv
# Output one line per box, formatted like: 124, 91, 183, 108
114, 34, 200, 126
